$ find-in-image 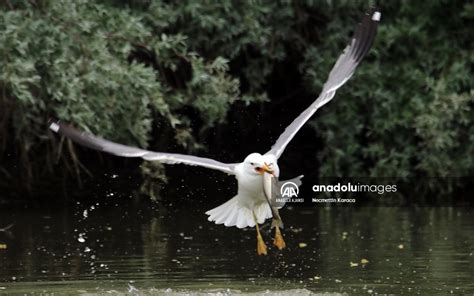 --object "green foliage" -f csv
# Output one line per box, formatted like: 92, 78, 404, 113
0, 0, 257, 182
0, 0, 472, 197
303, 1, 473, 190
